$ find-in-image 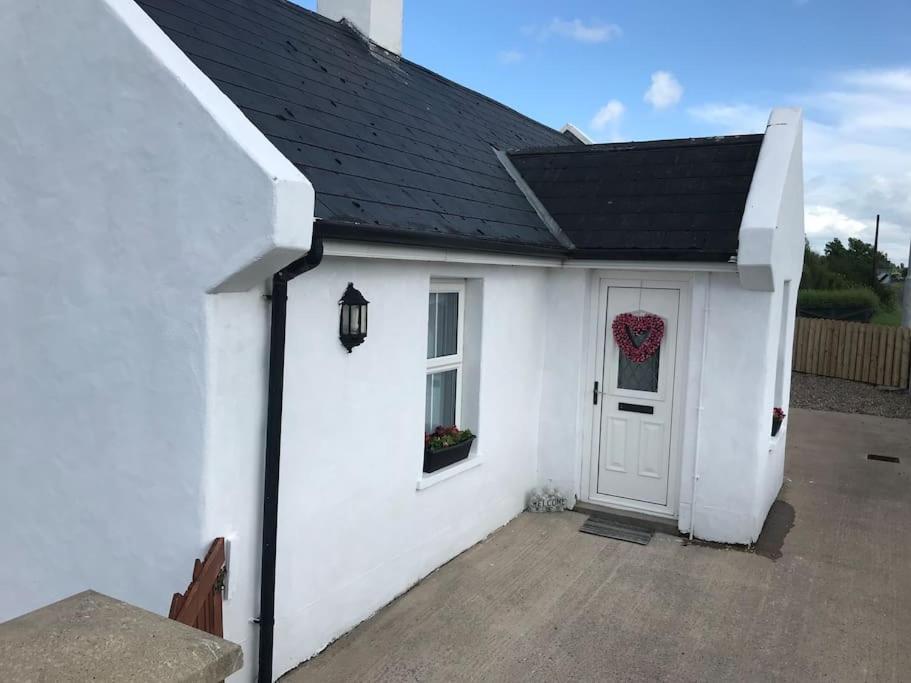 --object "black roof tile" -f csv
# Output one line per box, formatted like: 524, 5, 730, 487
137, 0, 764, 260
137, 0, 571, 251
509, 135, 764, 260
